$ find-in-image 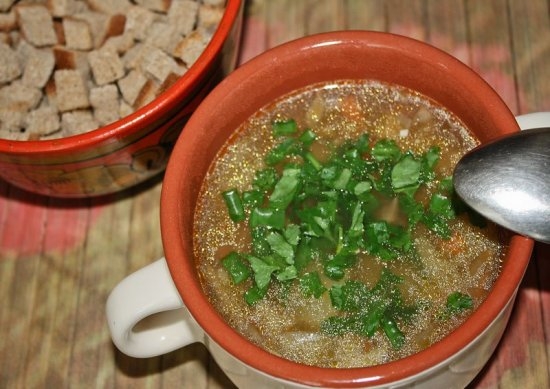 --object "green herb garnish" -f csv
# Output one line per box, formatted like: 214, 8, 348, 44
220, 119, 474, 348
321, 269, 415, 348
299, 272, 327, 298
221, 189, 245, 222
221, 252, 251, 284
440, 291, 474, 319
272, 119, 298, 136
